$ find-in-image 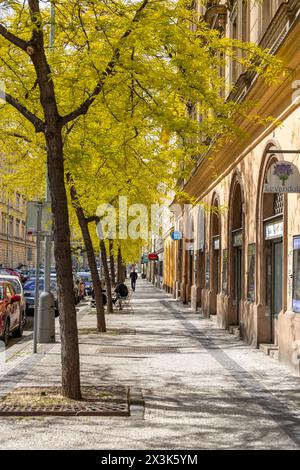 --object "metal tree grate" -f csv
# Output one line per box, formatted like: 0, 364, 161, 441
97, 346, 180, 354
0, 385, 129, 416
